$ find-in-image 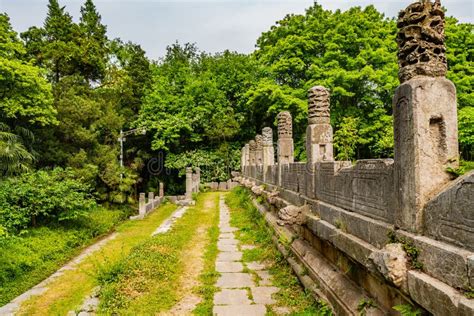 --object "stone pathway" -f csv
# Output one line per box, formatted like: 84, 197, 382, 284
213, 196, 279, 316
0, 233, 118, 316
152, 206, 189, 236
